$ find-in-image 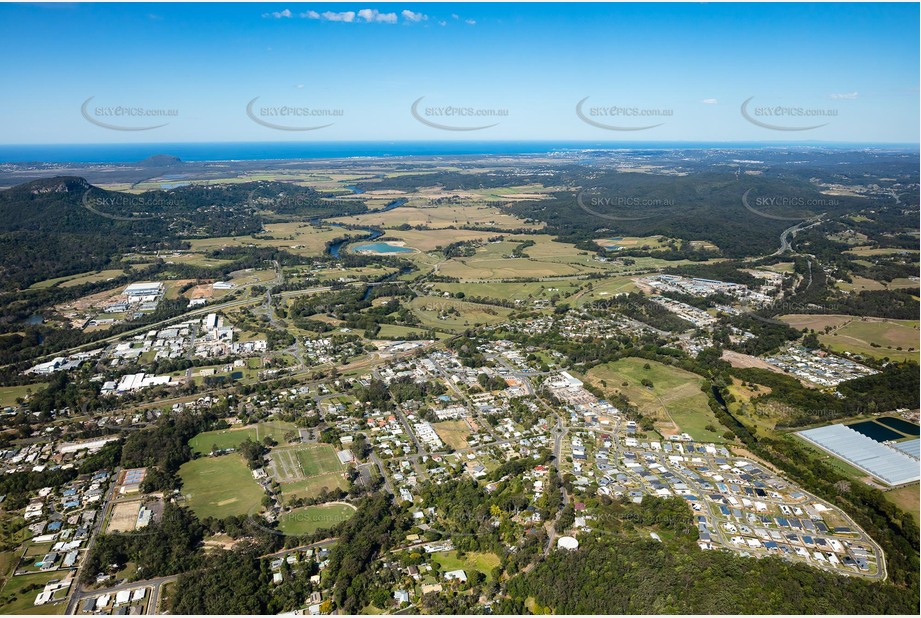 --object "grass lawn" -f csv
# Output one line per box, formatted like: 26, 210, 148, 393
178, 454, 265, 520
570, 276, 640, 306
29, 268, 129, 290
277, 503, 356, 535
188, 421, 297, 454
409, 296, 513, 332
0, 571, 68, 615
585, 358, 725, 443
376, 324, 447, 340
0, 384, 47, 407
835, 275, 887, 292
188, 222, 362, 257
884, 484, 920, 524
594, 235, 670, 251
279, 474, 349, 503
432, 421, 471, 450
229, 268, 276, 286
822, 319, 919, 362
437, 252, 584, 280
329, 201, 538, 234
431, 551, 501, 582
779, 314, 854, 331
294, 445, 343, 477
162, 252, 236, 269
781, 314, 919, 362
382, 228, 498, 252
430, 280, 584, 304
